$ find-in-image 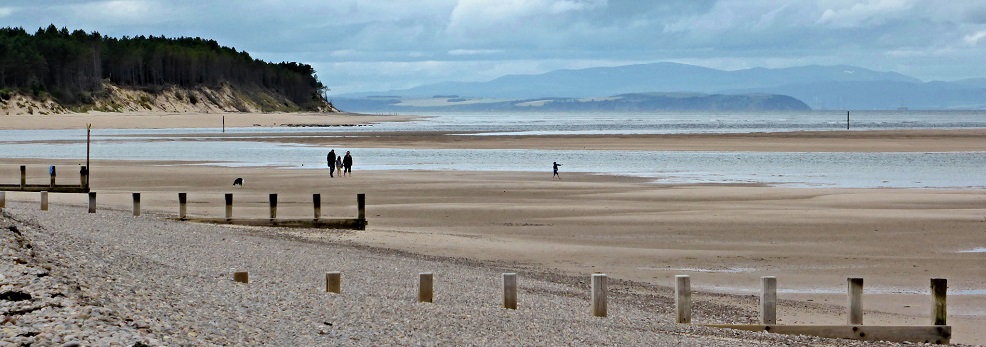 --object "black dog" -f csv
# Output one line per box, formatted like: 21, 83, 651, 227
233, 177, 243, 187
